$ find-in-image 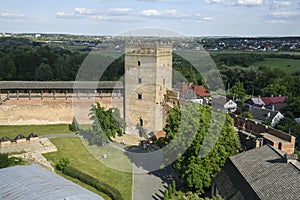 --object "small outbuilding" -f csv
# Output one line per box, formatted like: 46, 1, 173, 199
0, 136, 11, 146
